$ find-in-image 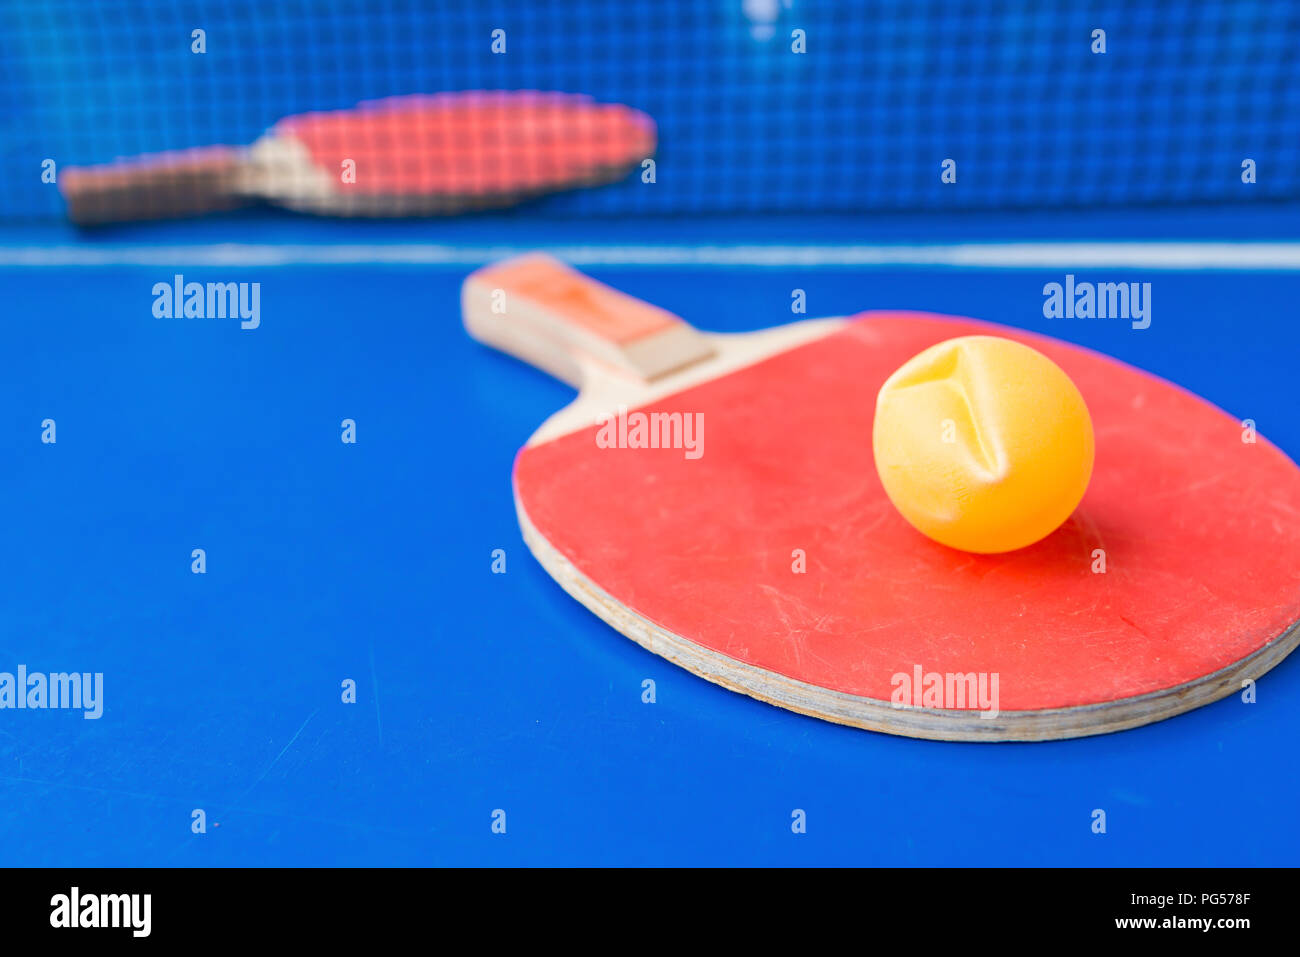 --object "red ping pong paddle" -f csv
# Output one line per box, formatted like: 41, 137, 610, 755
464, 254, 1300, 741
60, 91, 655, 224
